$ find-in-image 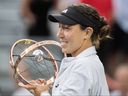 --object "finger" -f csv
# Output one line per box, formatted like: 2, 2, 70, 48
29, 80, 37, 84
47, 77, 54, 85
18, 82, 36, 90
34, 79, 46, 85
38, 79, 47, 84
